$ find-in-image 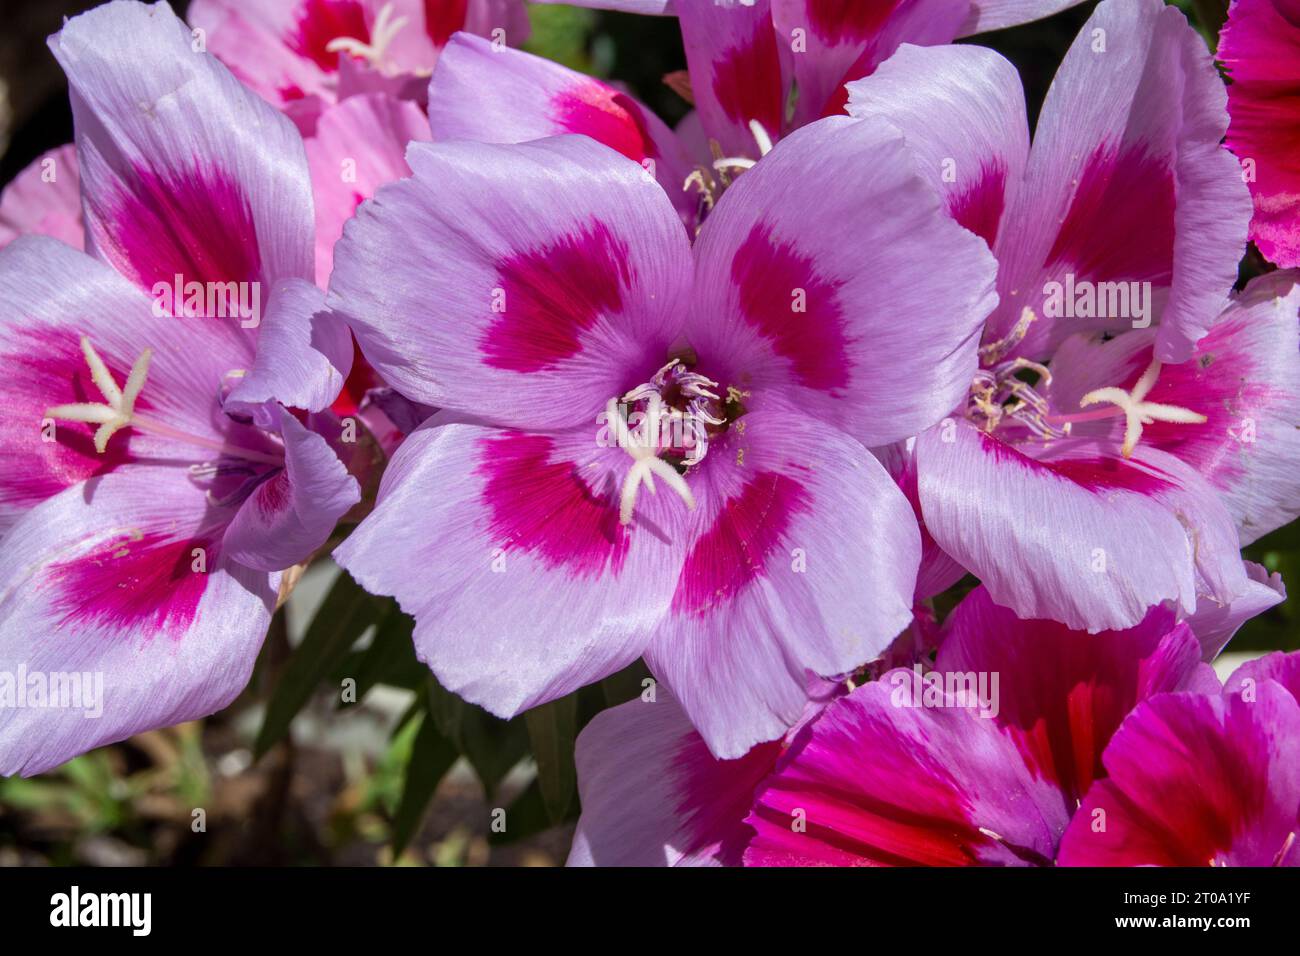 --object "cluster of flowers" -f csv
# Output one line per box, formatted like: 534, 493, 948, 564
0, 0, 1296, 866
